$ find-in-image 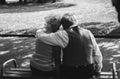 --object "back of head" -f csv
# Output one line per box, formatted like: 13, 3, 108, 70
61, 13, 76, 30
45, 14, 61, 32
